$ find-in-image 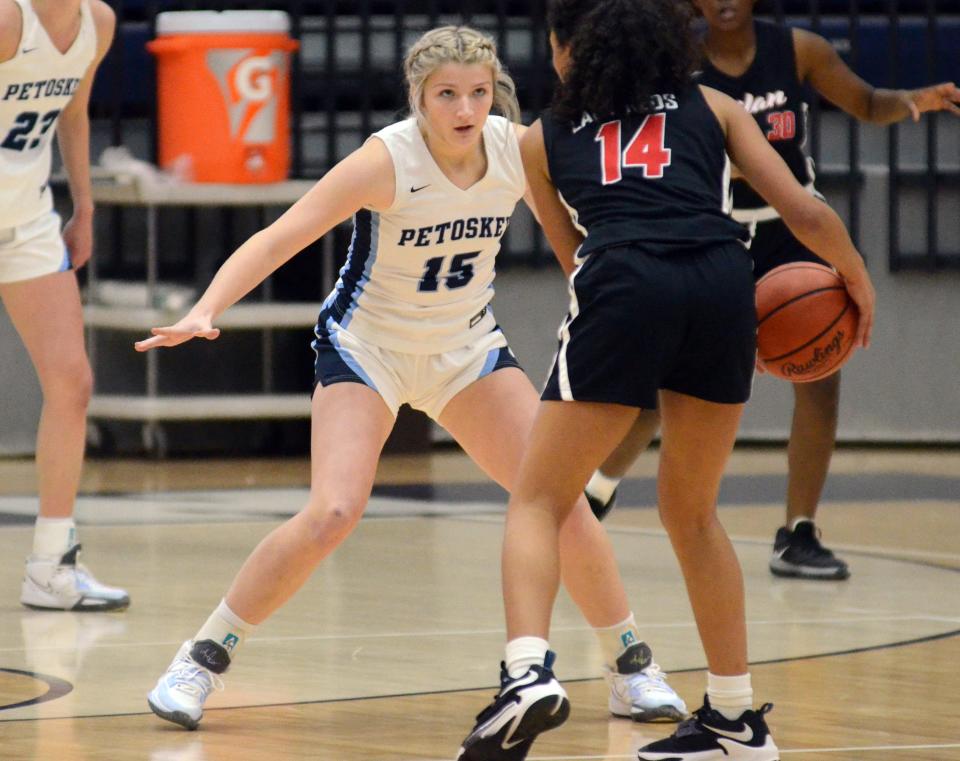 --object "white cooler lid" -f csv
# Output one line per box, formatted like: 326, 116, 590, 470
156, 10, 290, 36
